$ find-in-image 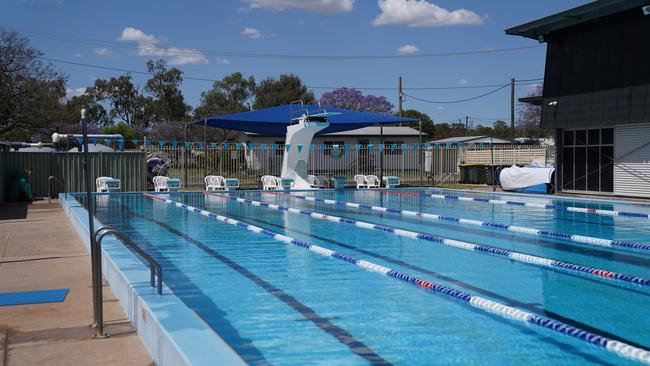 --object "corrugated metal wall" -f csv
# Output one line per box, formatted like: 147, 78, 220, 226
614, 124, 650, 198
0, 152, 146, 201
